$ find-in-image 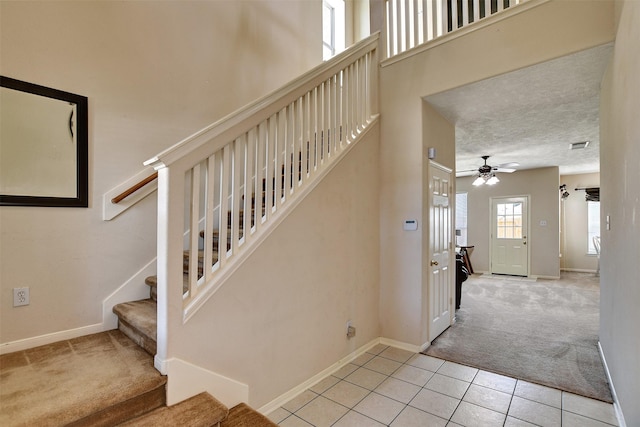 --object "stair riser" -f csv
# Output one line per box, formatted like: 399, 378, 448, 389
68, 385, 166, 427
117, 318, 156, 356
